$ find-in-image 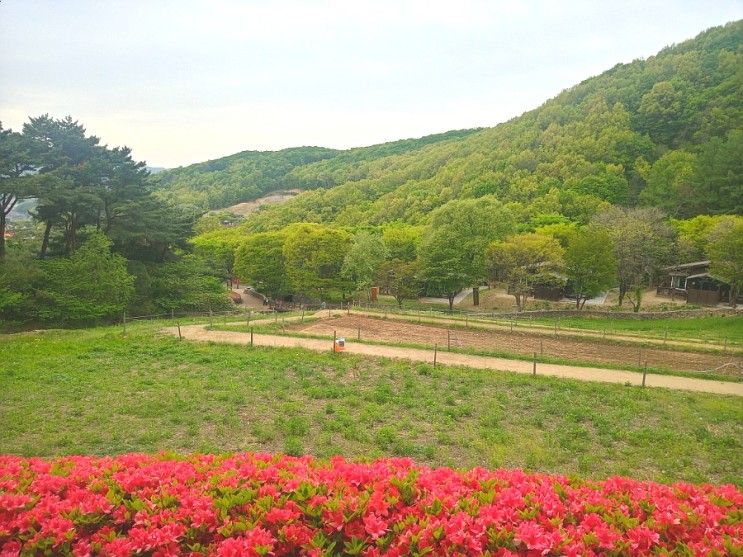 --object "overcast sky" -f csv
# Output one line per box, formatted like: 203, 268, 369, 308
1, 1, 741, 168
